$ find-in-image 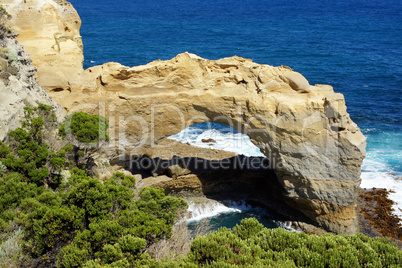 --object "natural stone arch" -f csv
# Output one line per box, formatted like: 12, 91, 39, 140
50, 53, 366, 234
